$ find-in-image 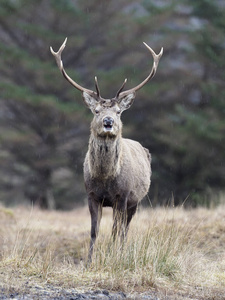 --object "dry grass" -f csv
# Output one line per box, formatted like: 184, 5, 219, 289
0, 203, 225, 299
